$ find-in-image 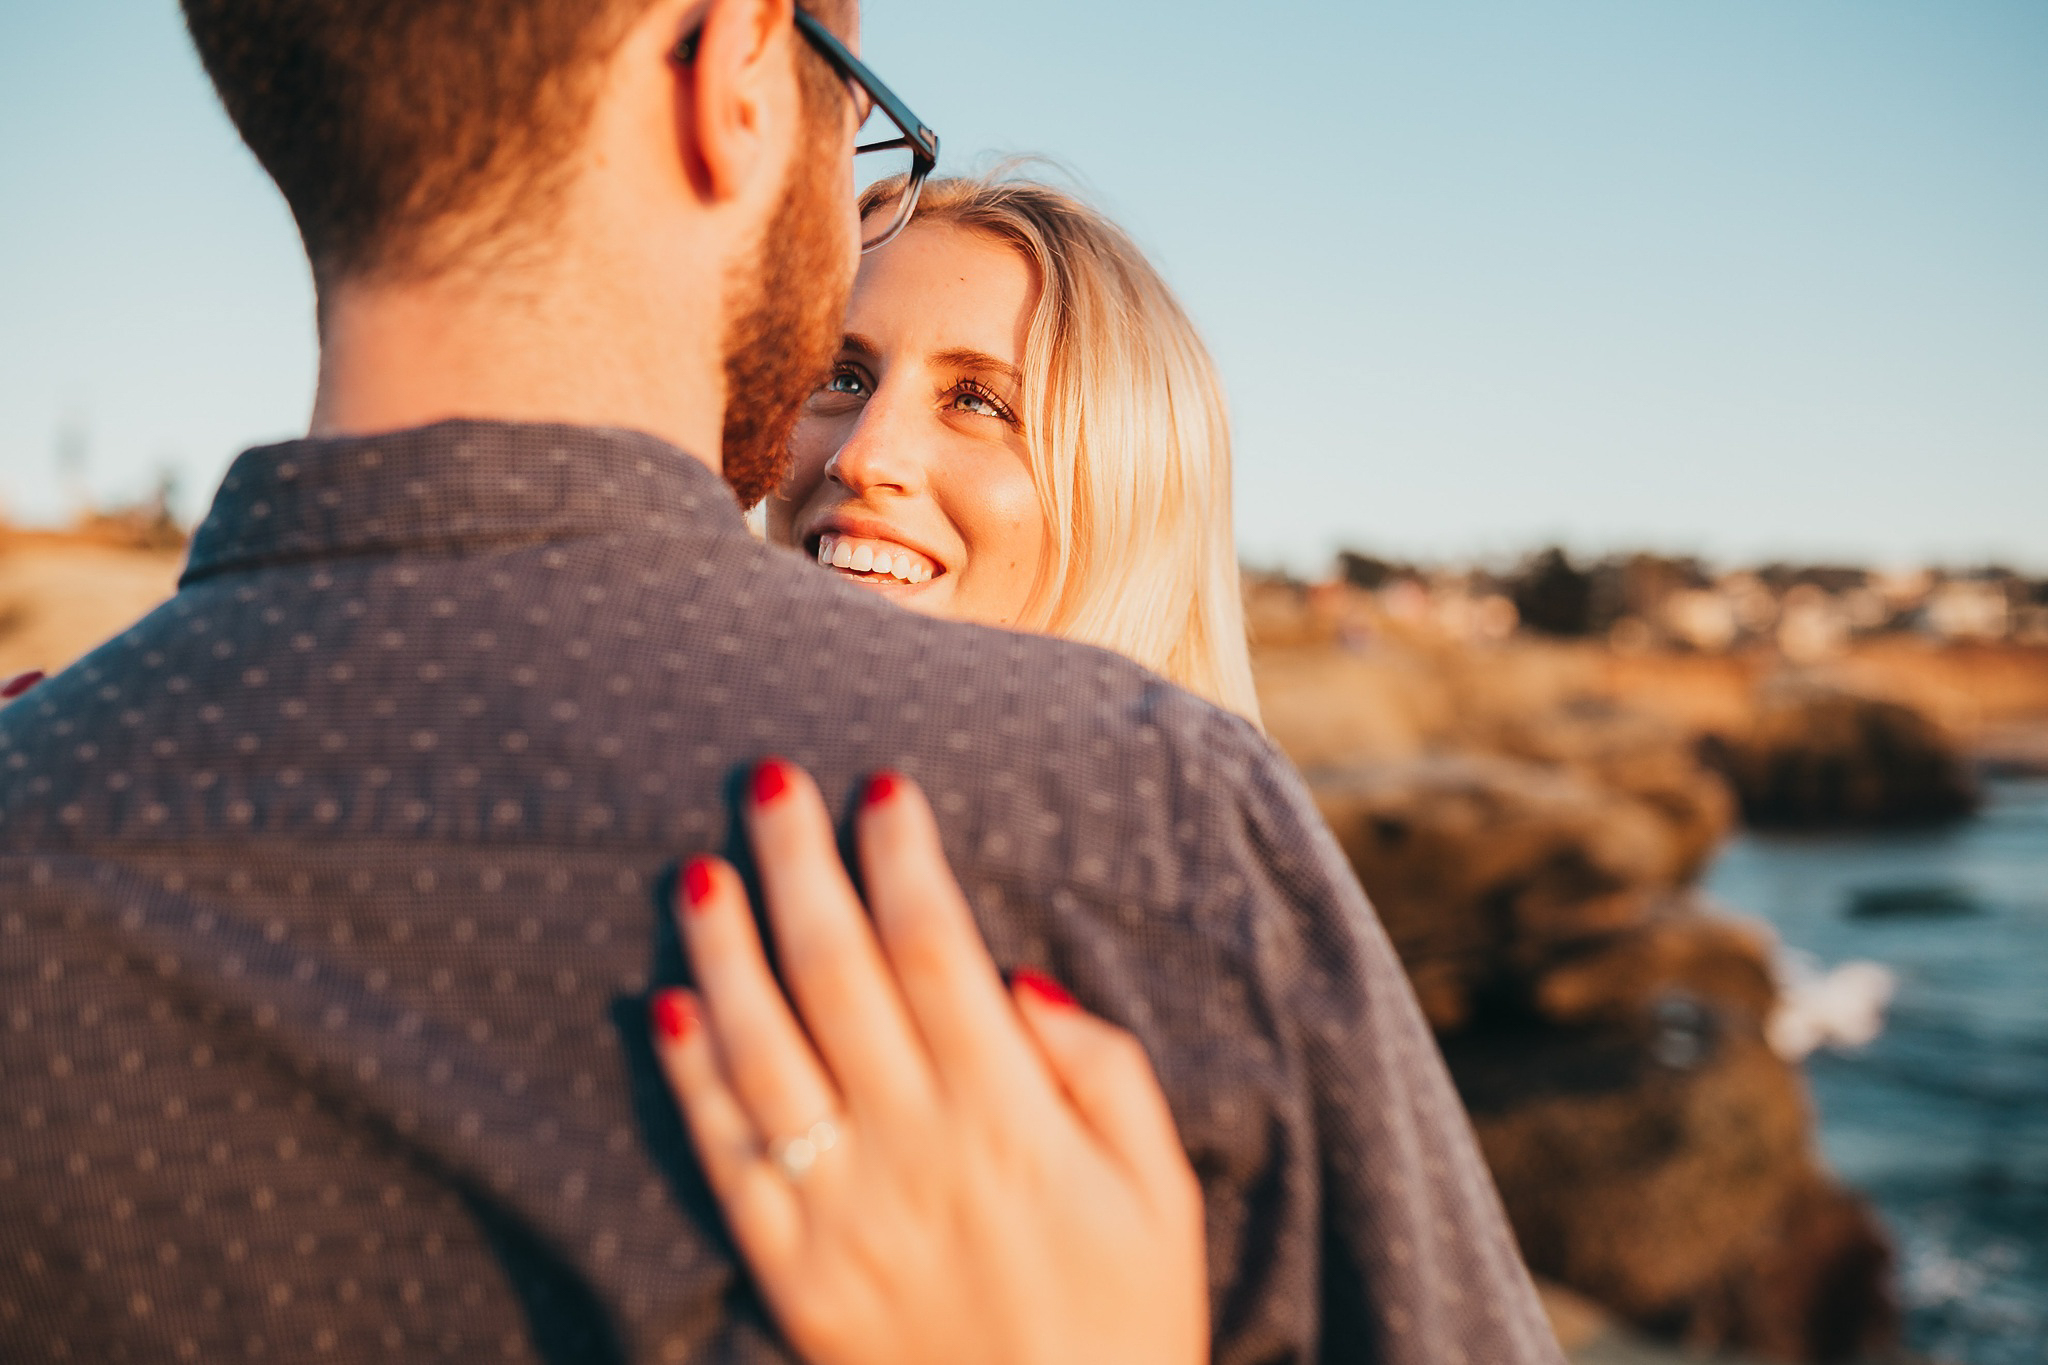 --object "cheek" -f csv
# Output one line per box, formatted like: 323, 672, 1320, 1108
946, 455, 1048, 614
978, 460, 1047, 559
